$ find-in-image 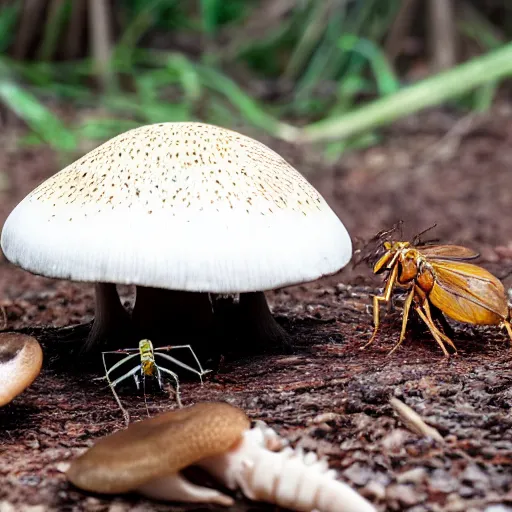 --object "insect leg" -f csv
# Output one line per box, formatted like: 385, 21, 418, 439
422, 300, 457, 351
388, 287, 415, 356
155, 365, 164, 389
102, 354, 139, 426
133, 371, 141, 390
501, 320, 512, 344
156, 345, 208, 375
158, 366, 183, 408
414, 305, 452, 357
155, 350, 209, 381
142, 374, 150, 418
364, 263, 400, 349
109, 364, 142, 388
102, 352, 140, 378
